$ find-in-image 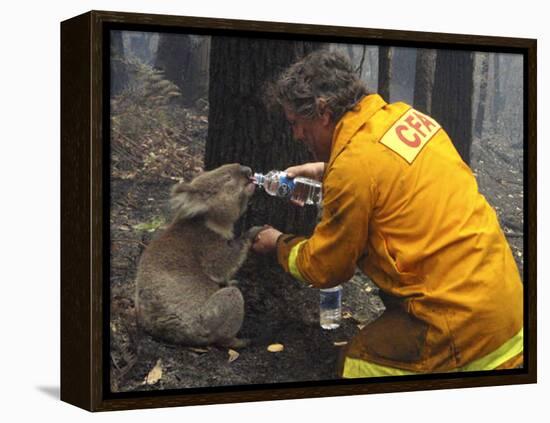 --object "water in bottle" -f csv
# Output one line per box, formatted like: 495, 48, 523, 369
252, 170, 322, 206
319, 286, 342, 330
291, 177, 322, 206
